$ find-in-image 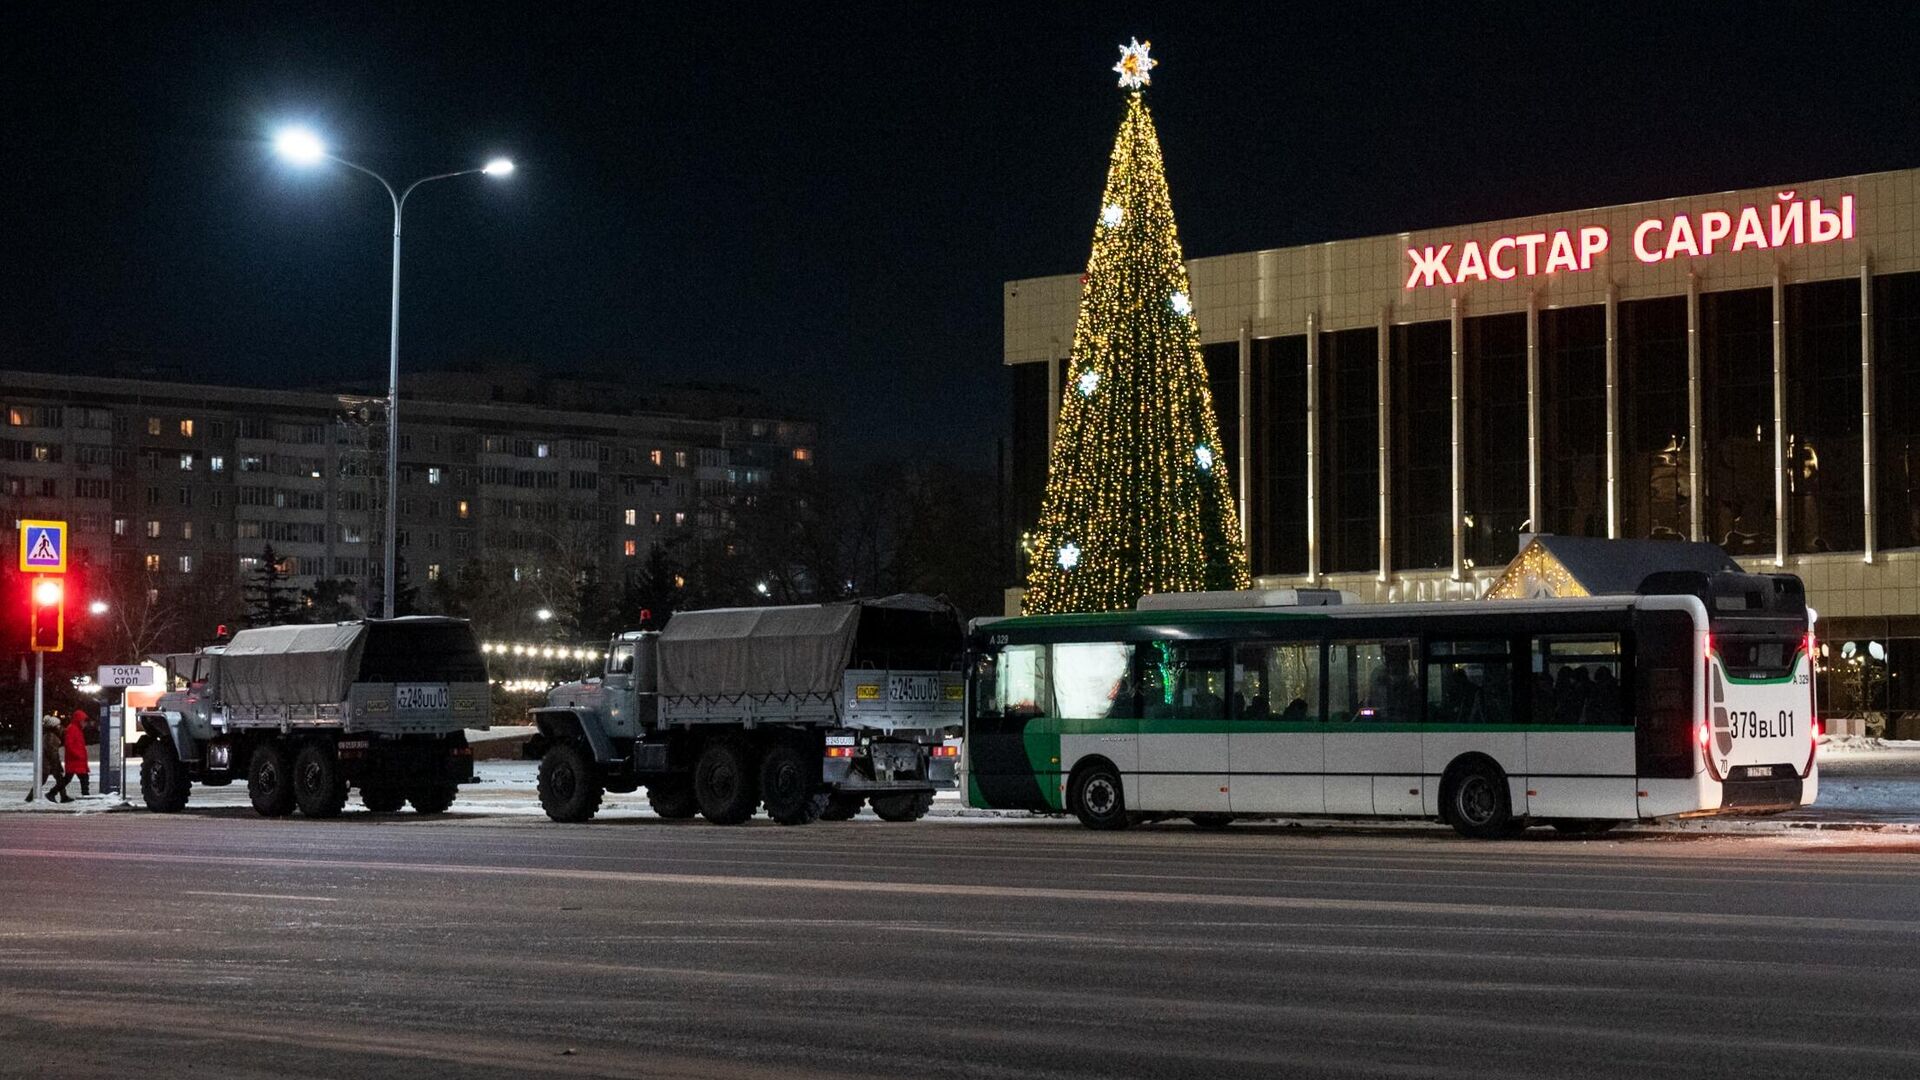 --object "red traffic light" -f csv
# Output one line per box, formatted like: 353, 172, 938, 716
29, 574, 64, 652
